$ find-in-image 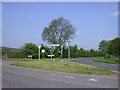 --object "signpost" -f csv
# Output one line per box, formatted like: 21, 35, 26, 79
38, 45, 41, 60
50, 49, 54, 61
28, 55, 32, 59
47, 44, 60, 61
47, 44, 60, 48
42, 49, 45, 59
67, 41, 71, 62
